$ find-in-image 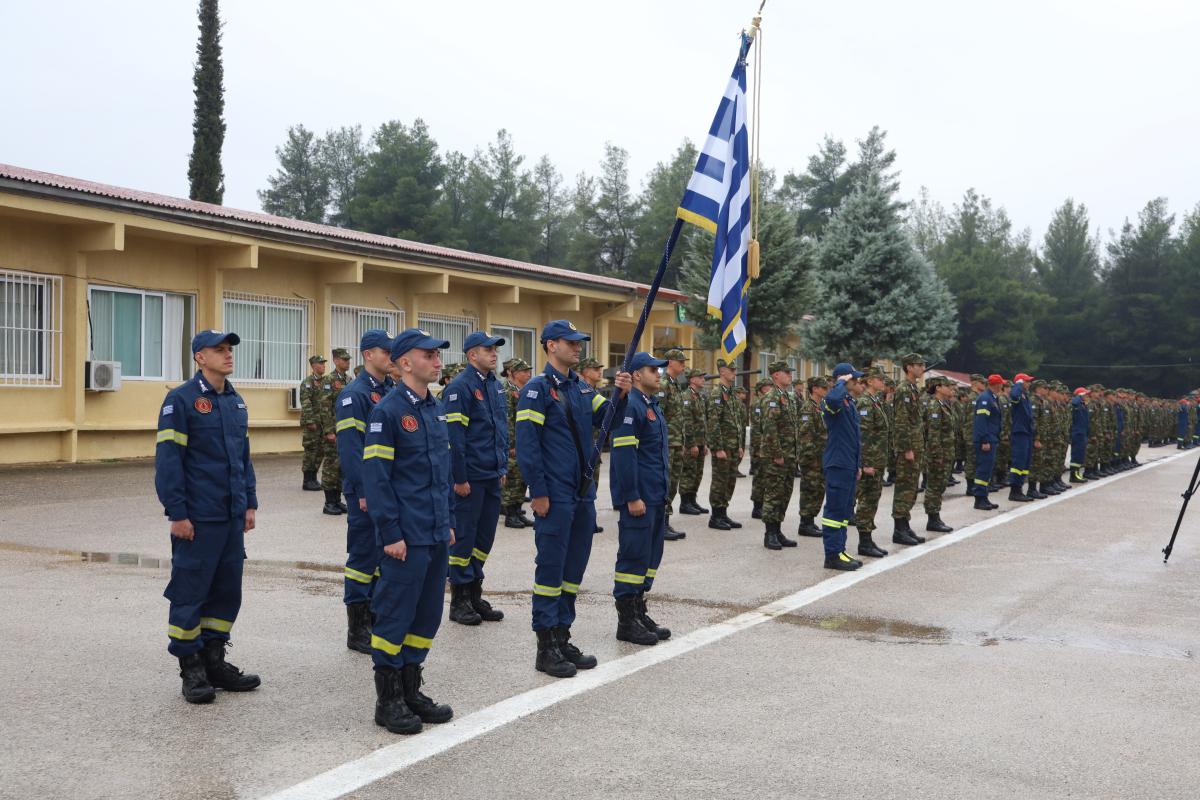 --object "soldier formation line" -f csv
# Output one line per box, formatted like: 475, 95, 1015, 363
154, 325, 1200, 733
